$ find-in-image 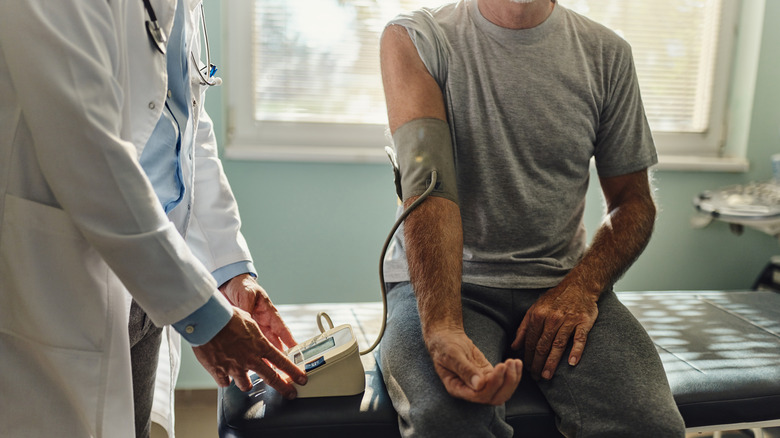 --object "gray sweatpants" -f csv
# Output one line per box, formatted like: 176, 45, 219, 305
378, 282, 685, 437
